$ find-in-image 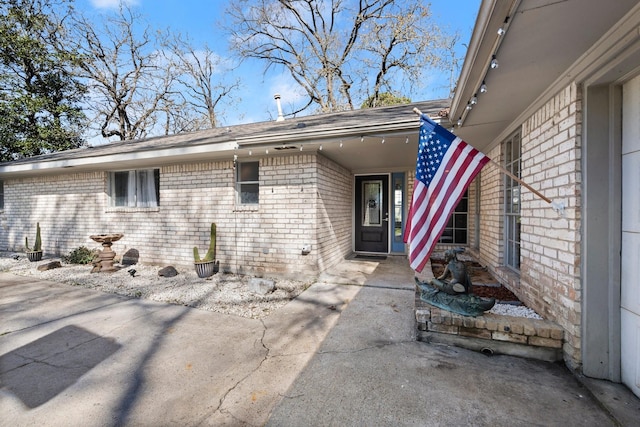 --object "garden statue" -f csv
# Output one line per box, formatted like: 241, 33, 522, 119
415, 248, 496, 317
